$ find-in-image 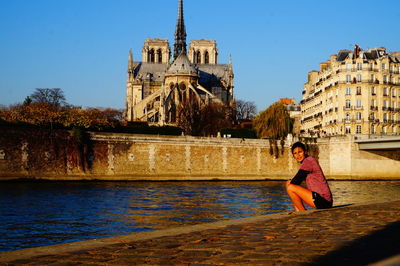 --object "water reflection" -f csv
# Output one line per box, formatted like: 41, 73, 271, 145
0, 180, 399, 251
